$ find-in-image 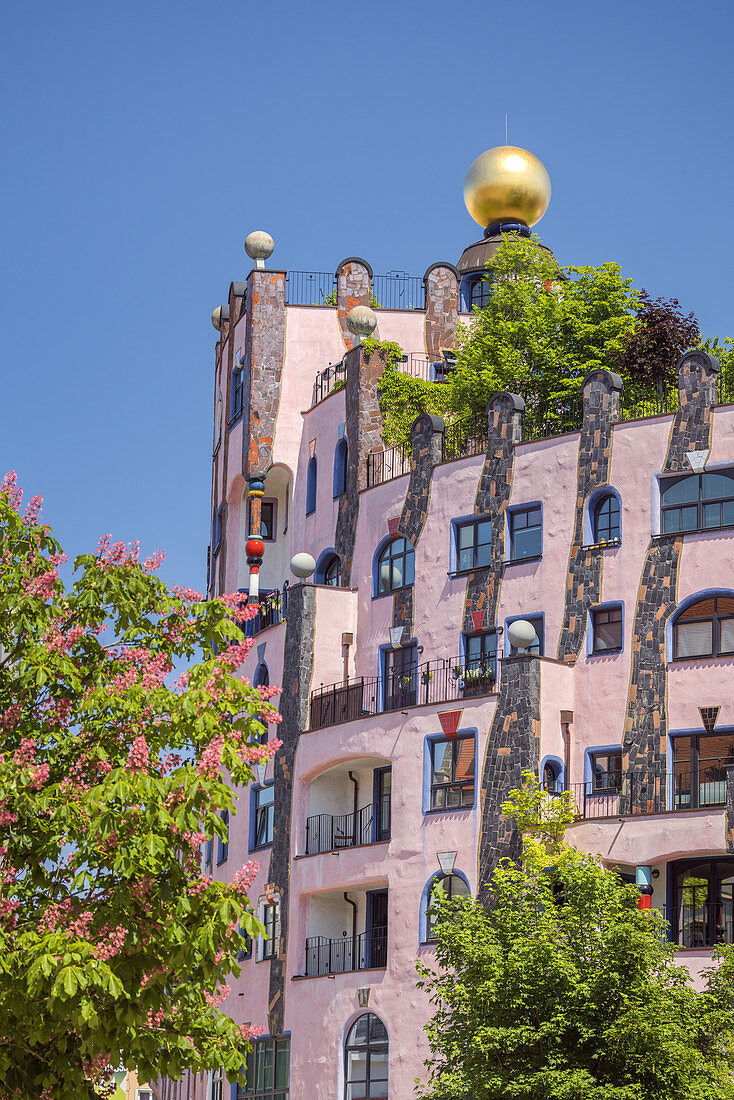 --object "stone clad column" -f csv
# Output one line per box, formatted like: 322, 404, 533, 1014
243, 268, 287, 477
423, 262, 459, 362
622, 349, 720, 811
336, 257, 377, 350
557, 369, 623, 662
